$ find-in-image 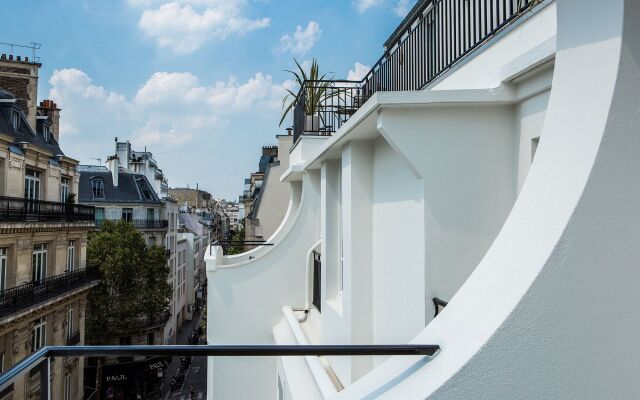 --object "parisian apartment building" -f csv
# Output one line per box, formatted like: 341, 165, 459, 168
0, 54, 98, 399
